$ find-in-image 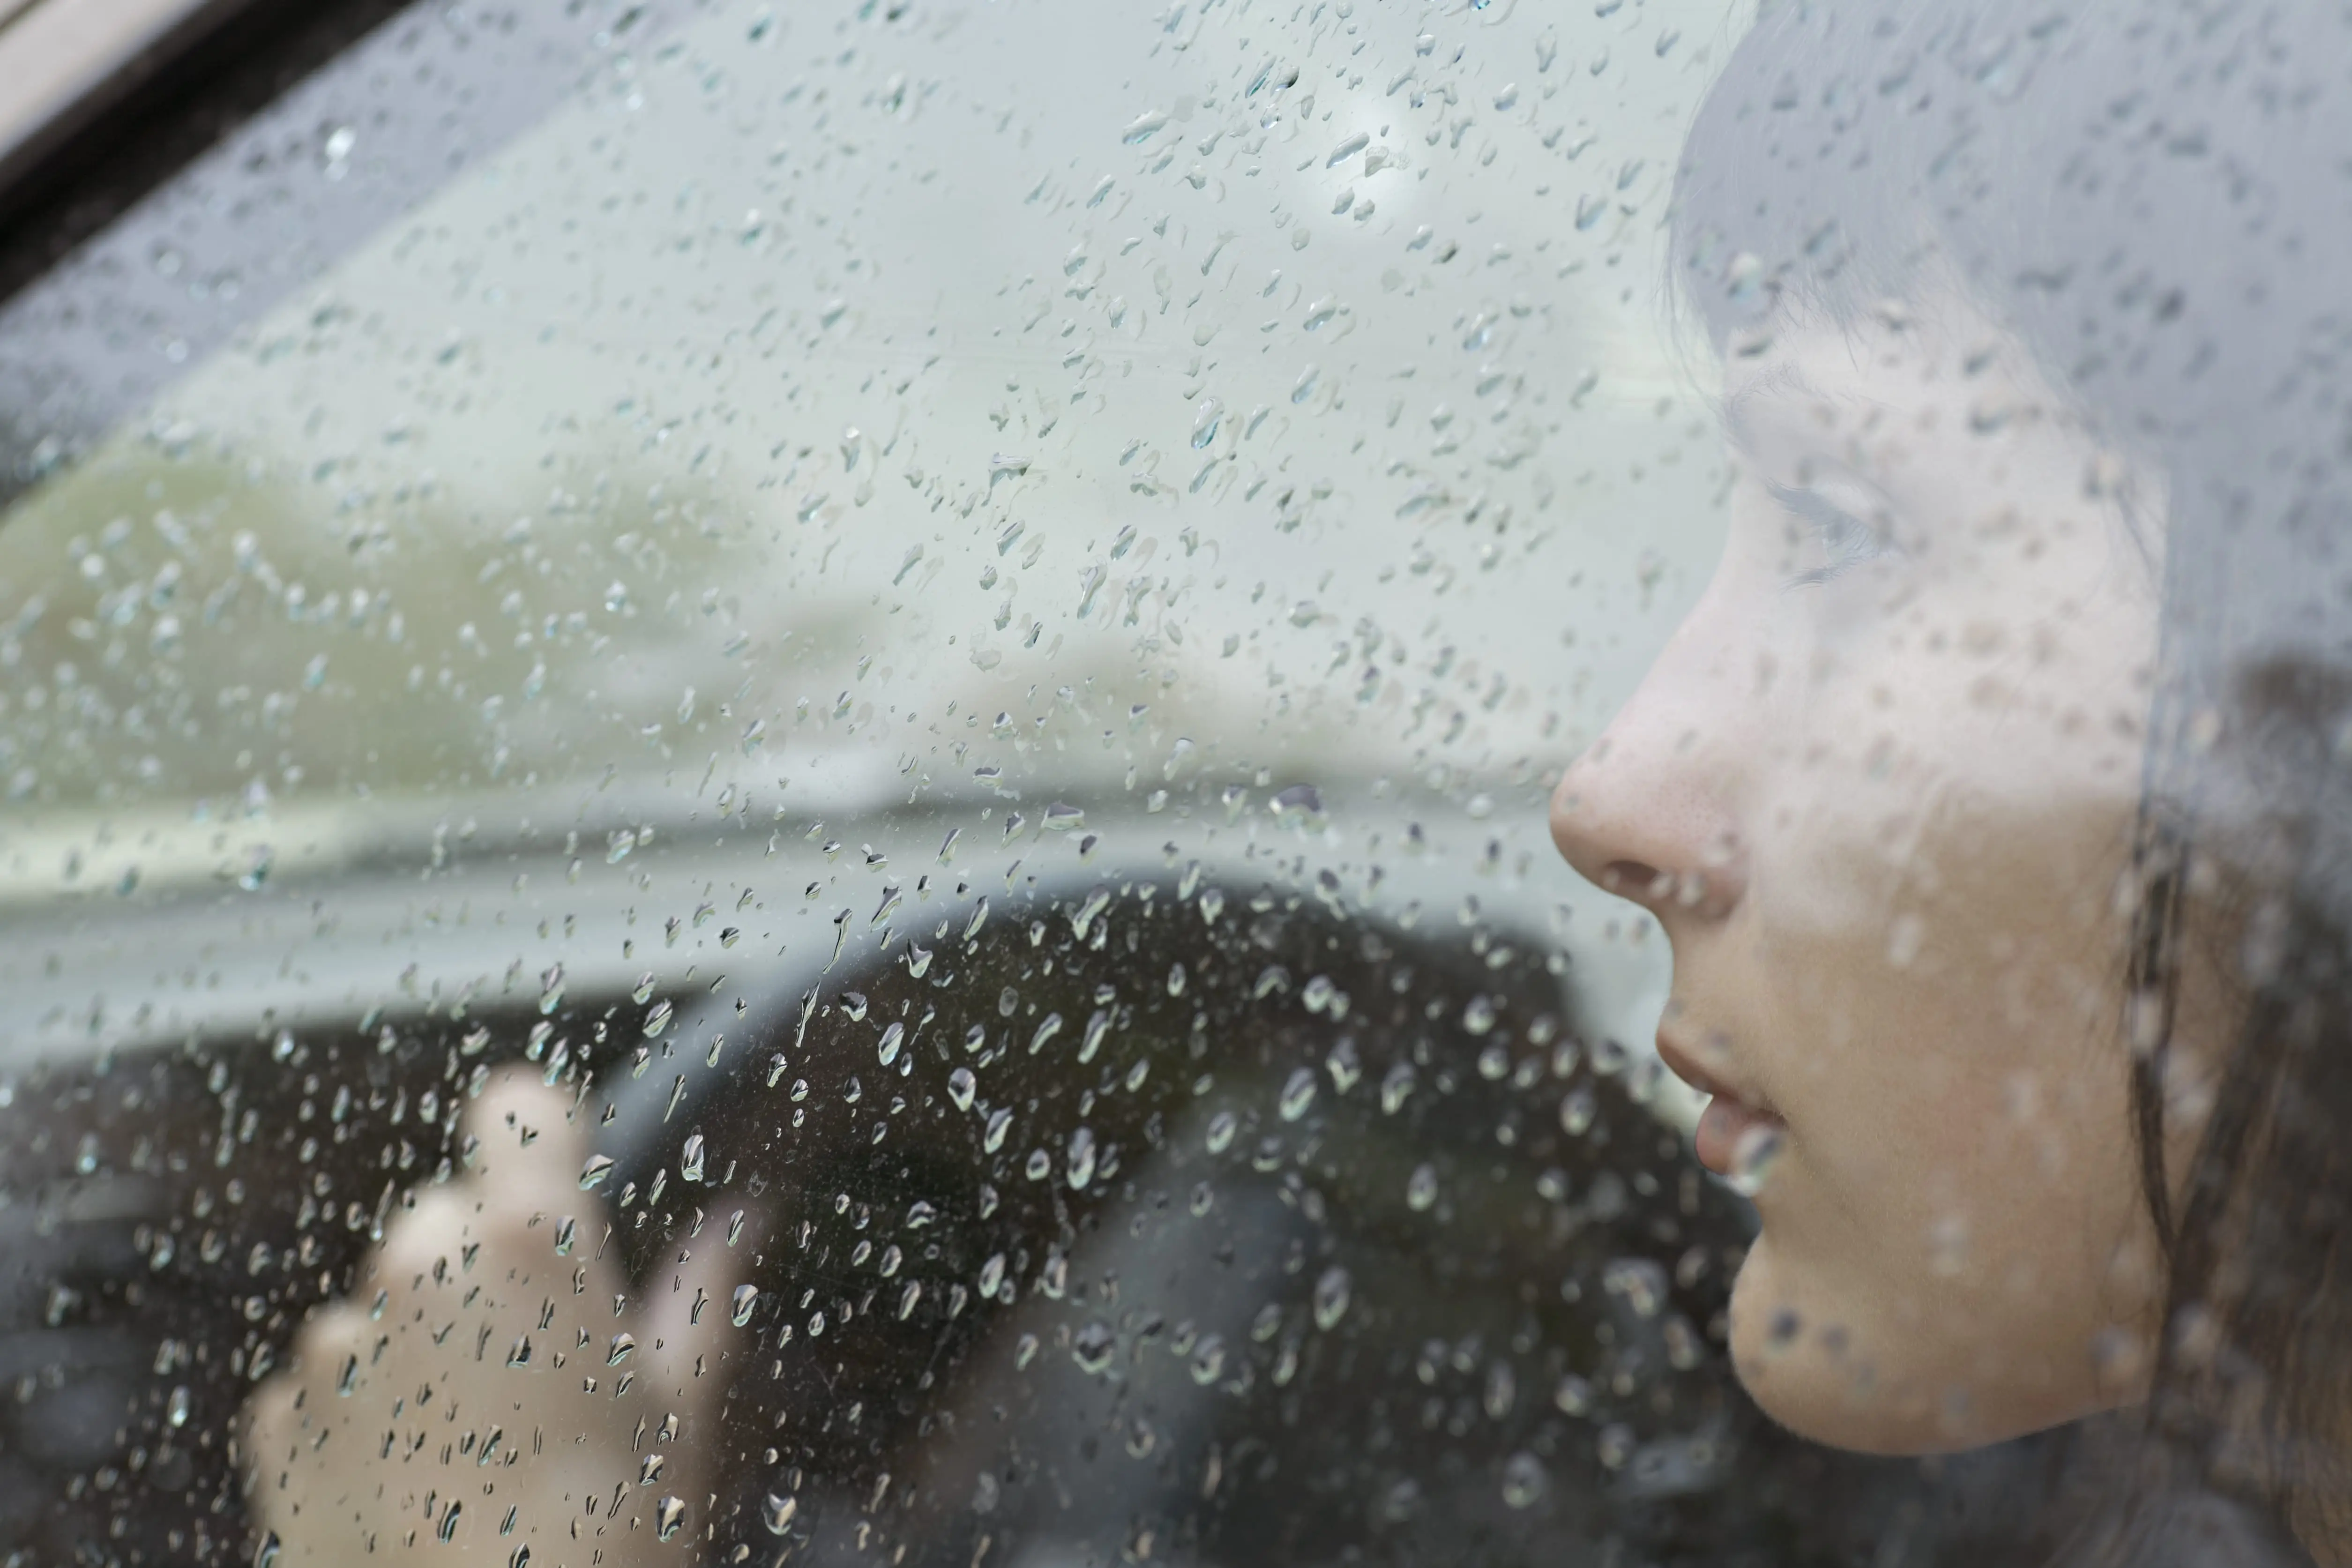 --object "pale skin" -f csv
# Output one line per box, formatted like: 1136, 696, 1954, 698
241, 1070, 758, 1565
1552, 286, 2214, 1455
